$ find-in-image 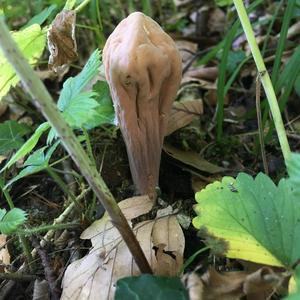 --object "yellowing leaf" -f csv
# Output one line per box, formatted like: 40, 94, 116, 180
193, 173, 300, 267
0, 24, 46, 100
